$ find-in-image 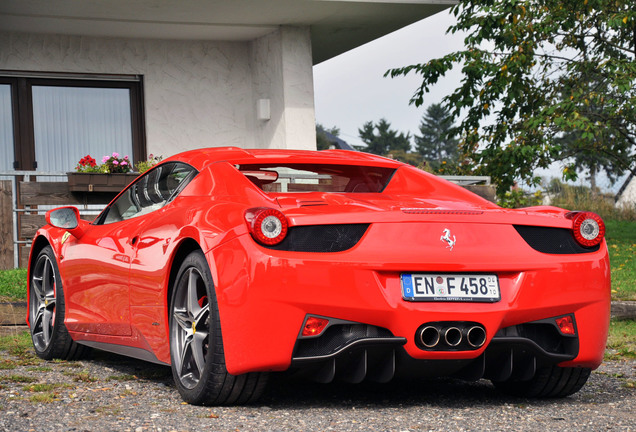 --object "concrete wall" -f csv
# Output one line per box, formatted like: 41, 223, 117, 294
616, 176, 636, 210
250, 27, 316, 150
0, 27, 317, 158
